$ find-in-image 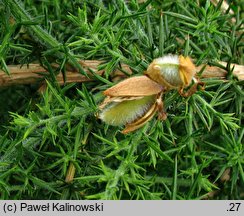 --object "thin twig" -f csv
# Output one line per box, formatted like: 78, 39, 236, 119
0, 60, 243, 87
